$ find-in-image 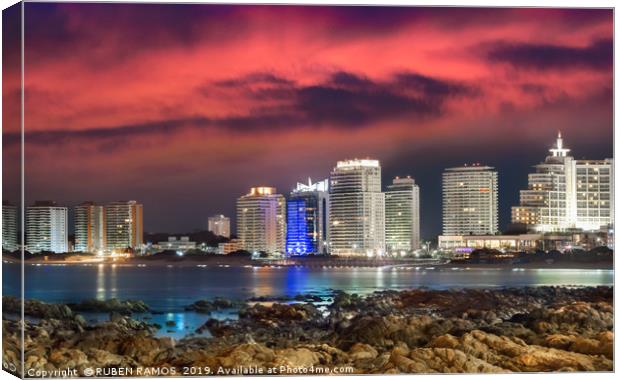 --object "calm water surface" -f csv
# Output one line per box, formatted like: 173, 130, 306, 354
3, 263, 613, 338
